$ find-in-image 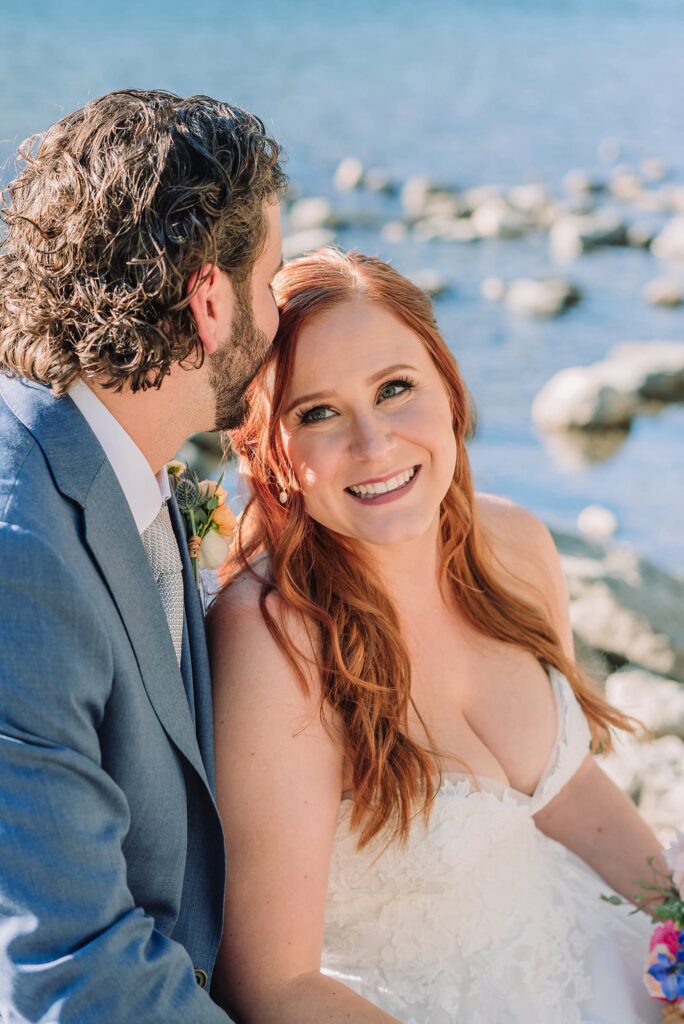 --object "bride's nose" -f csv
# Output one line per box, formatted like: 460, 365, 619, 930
348, 412, 398, 462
